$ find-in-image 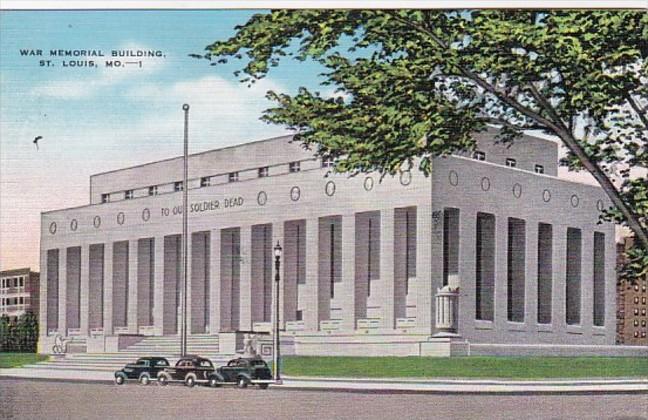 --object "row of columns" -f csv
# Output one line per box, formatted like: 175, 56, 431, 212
40, 205, 435, 337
